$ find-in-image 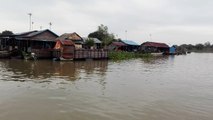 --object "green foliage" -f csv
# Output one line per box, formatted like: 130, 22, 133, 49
195, 44, 204, 50
108, 51, 152, 60
204, 41, 211, 47
88, 24, 115, 46
0, 30, 13, 36
178, 41, 213, 52
85, 38, 95, 48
